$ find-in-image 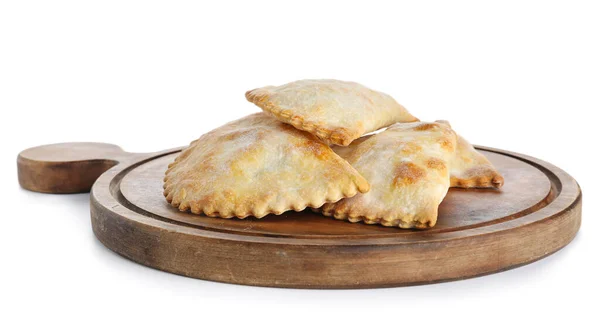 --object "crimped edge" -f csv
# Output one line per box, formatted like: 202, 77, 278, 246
163, 179, 366, 219
450, 172, 504, 189
245, 88, 359, 146
162, 139, 370, 220
316, 206, 435, 230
